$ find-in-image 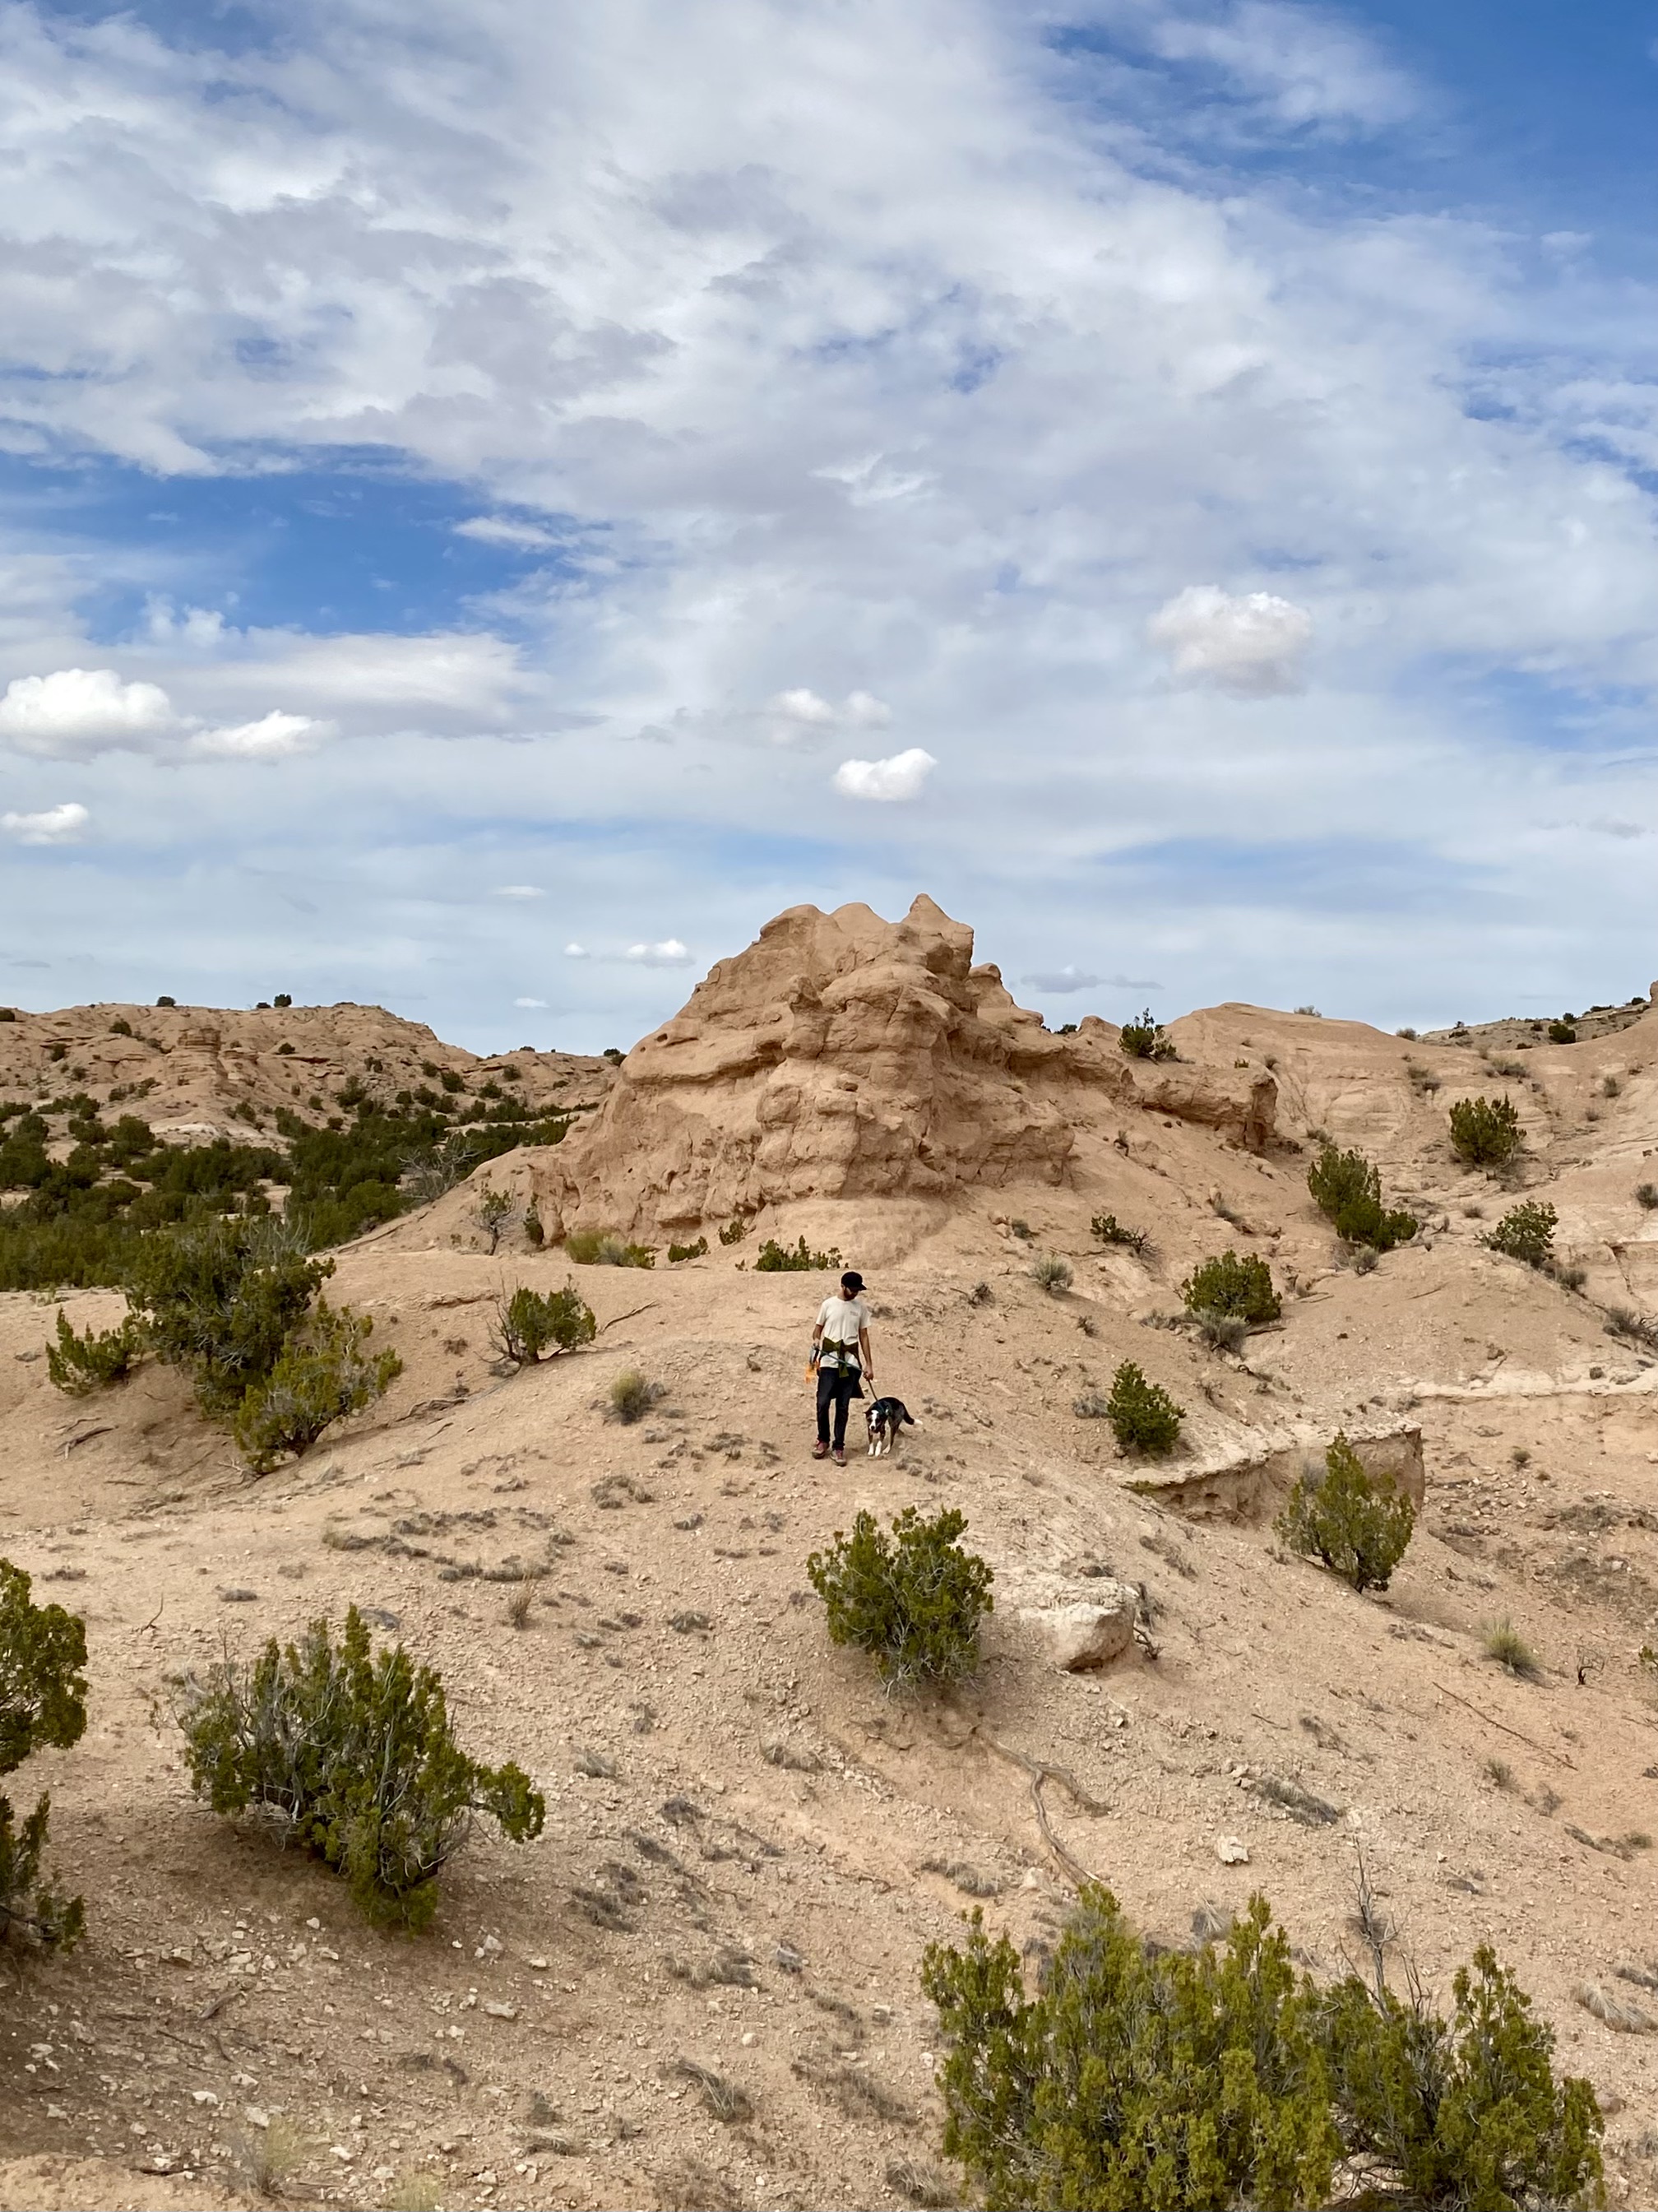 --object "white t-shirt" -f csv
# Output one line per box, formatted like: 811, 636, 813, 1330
816, 1296, 869, 1352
